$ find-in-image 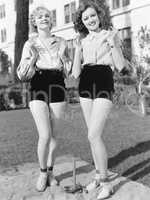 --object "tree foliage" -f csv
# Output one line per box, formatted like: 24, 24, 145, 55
14, 0, 29, 82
